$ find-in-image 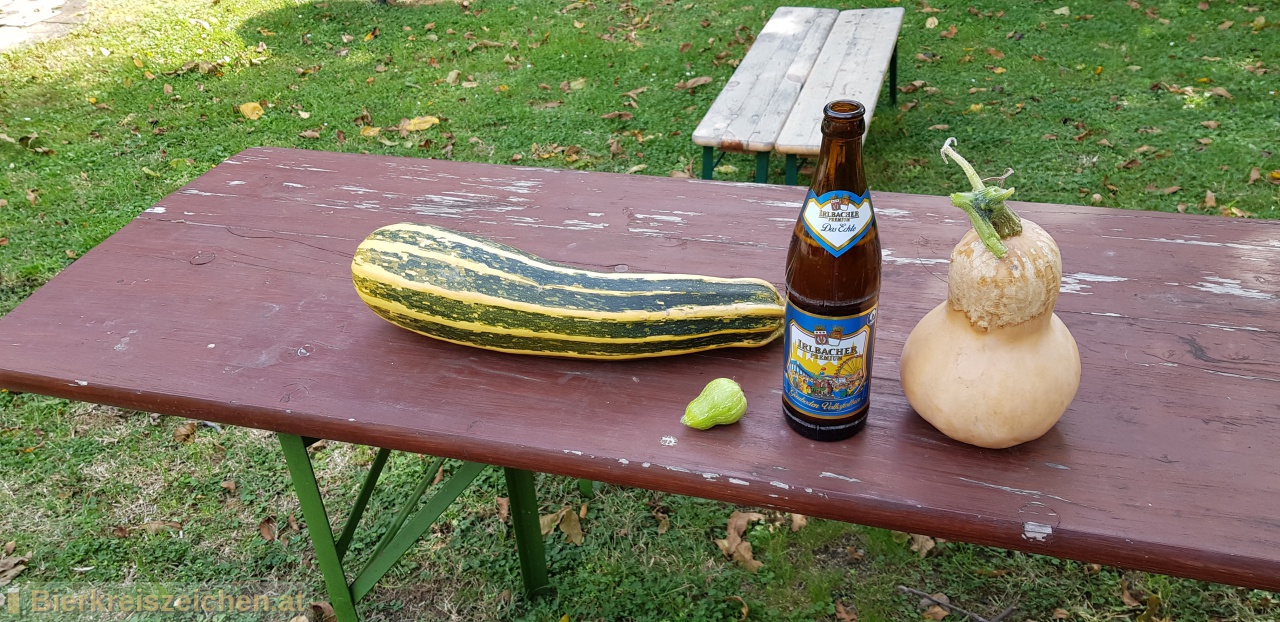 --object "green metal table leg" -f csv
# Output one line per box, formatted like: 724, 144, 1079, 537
701, 146, 715, 179
278, 433, 359, 622
889, 44, 899, 106
336, 447, 391, 560
754, 152, 770, 183
351, 460, 487, 601
785, 154, 799, 186
505, 468, 551, 598
366, 455, 443, 563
